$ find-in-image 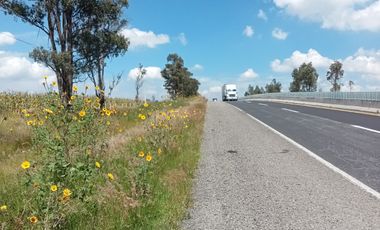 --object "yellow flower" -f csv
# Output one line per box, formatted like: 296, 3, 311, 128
95, 86, 100, 91
157, 148, 162, 155
21, 161, 30, 169
78, 110, 86, 117
105, 110, 111, 116
63, 188, 72, 197
106, 121, 111, 126
25, 113, 30, 117
143, 102, 149, 107
73, 85, 78, 91
137, 136, 142, 142
44, 108, 53, 114
29, 216, 38, 224
26, 120, 33, 126
0, 205, 7, 211
146, 154, 152, 162
21, 109, 27, 114
50, 185, 58, 192
70, 95, 76, 100
140, 115, 146, 120
95, 161, 101, 168
52, 81, 57, 87
107, 173, 114, 180
138, 151, 145, 158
